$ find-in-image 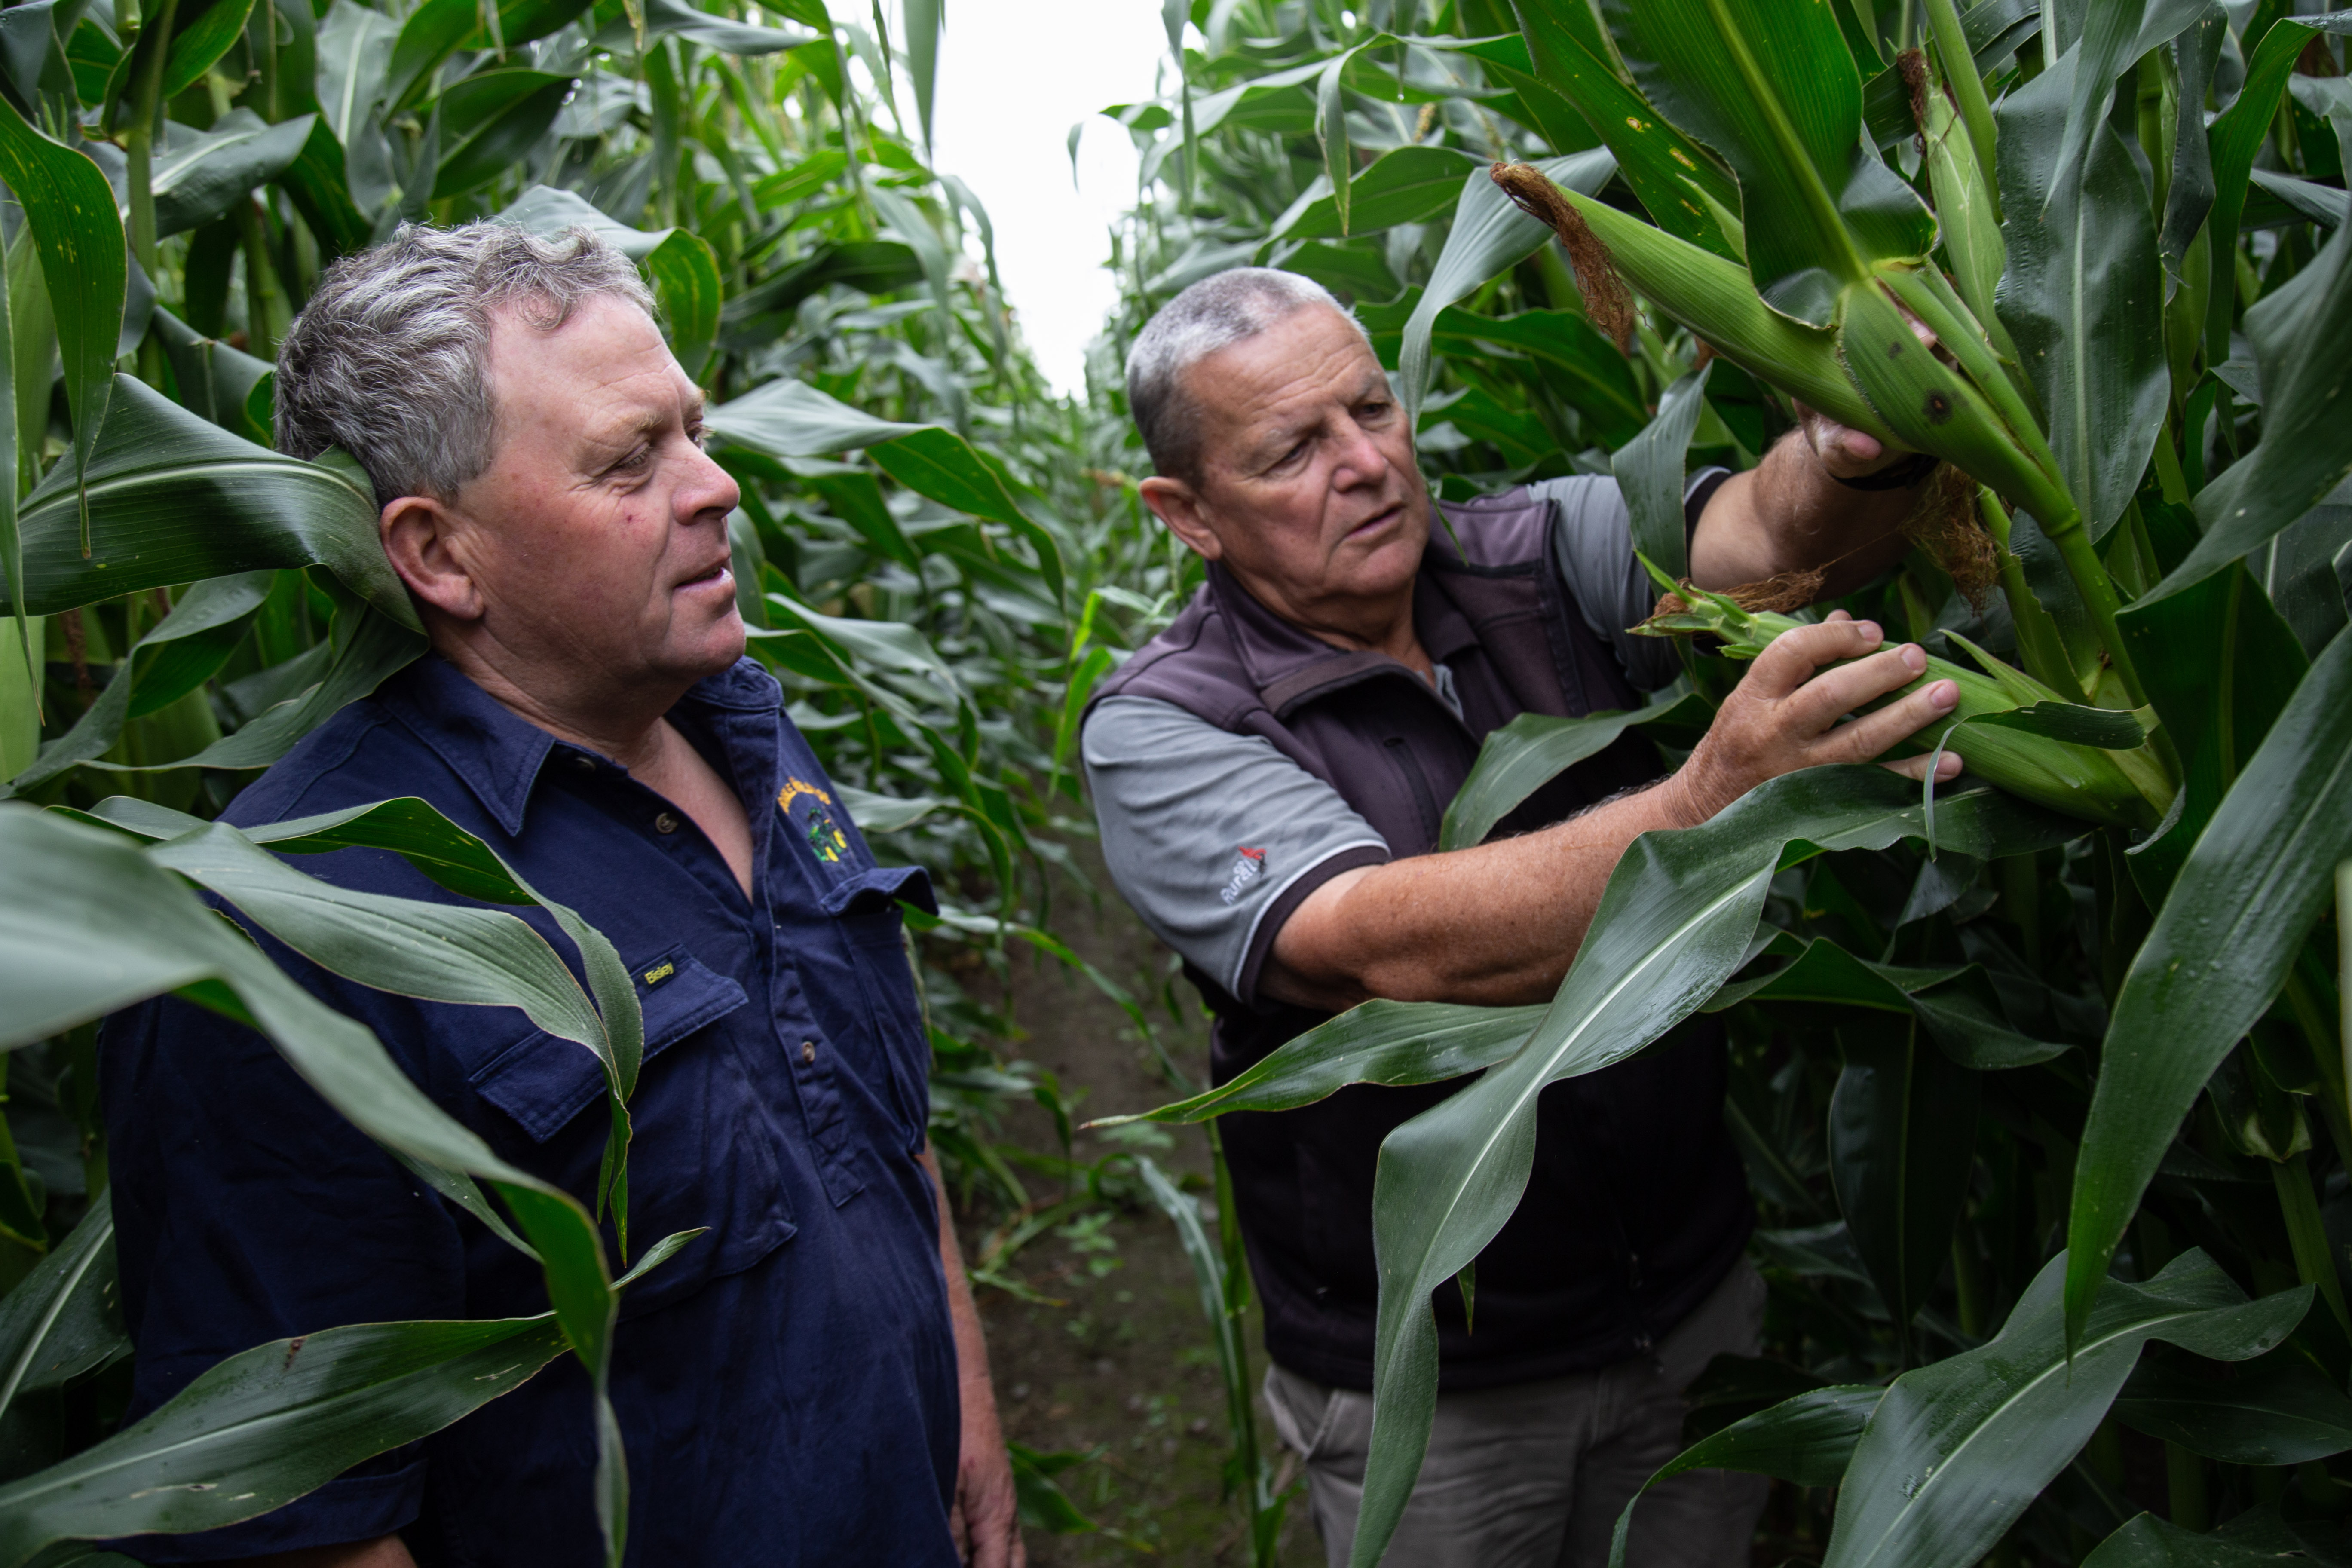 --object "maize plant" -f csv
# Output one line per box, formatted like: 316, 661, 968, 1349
1109, 0, 2352, 1563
